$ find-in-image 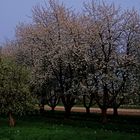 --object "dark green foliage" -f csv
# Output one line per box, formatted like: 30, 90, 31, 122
0, 58, 36, 115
